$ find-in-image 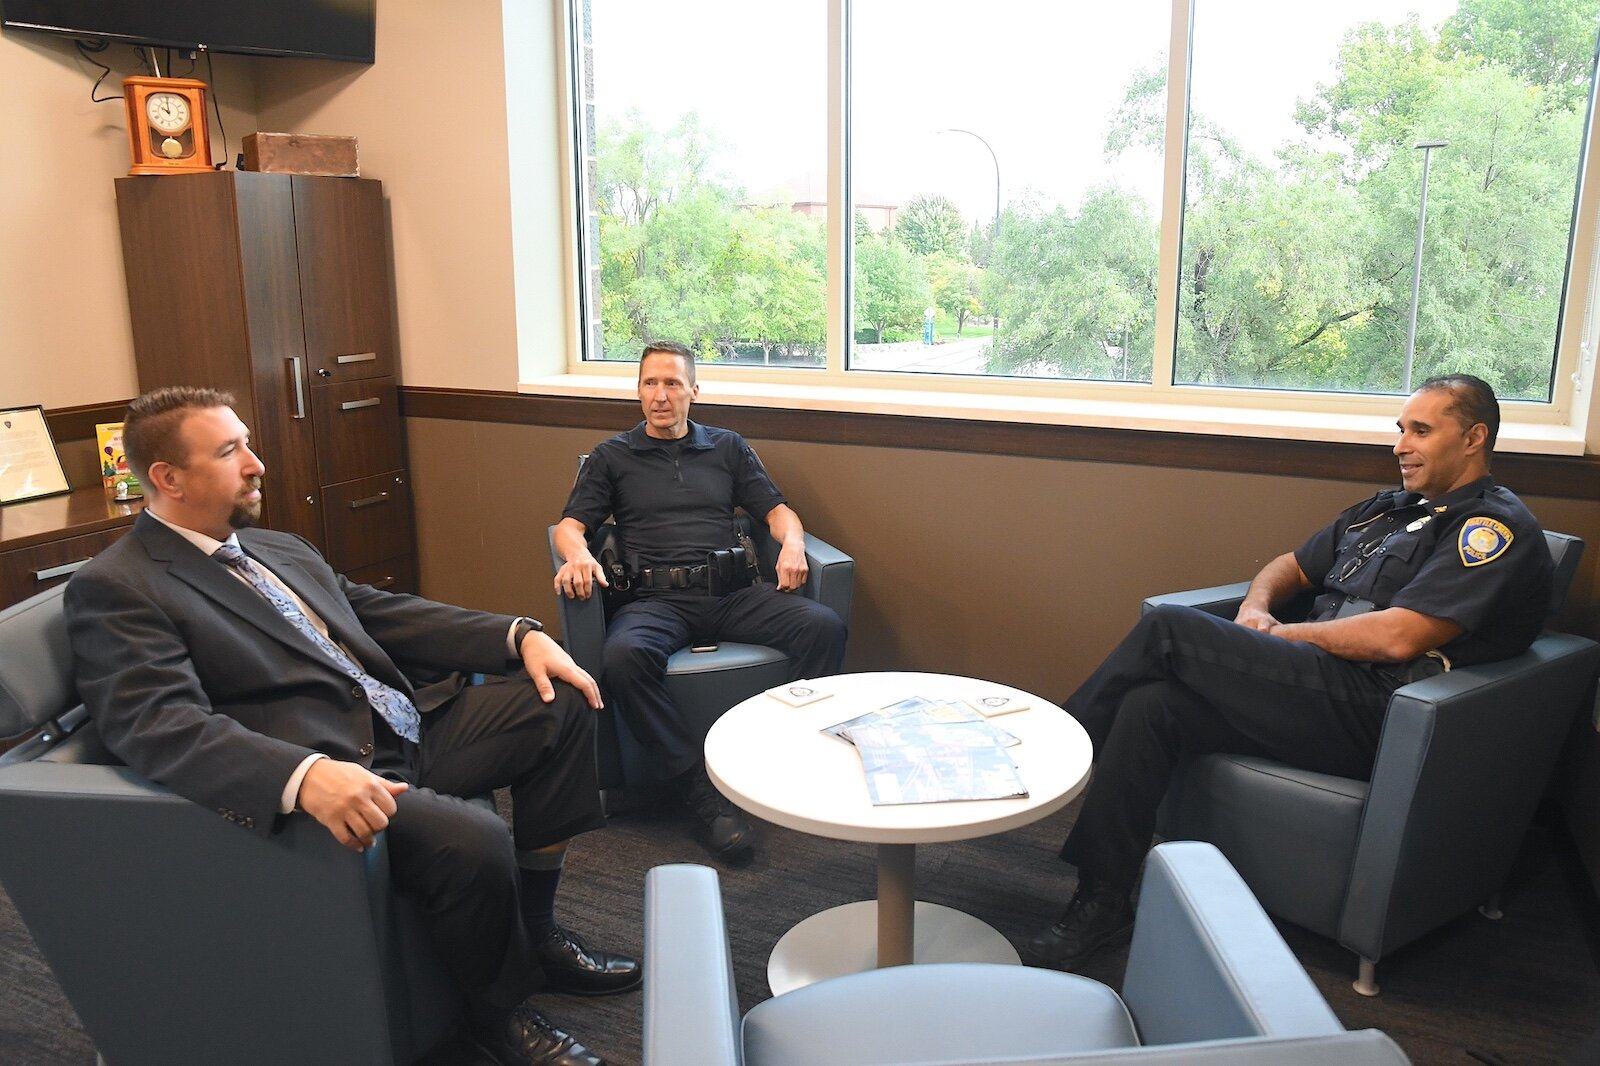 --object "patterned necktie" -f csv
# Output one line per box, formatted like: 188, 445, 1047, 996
213, 542, 421, 743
